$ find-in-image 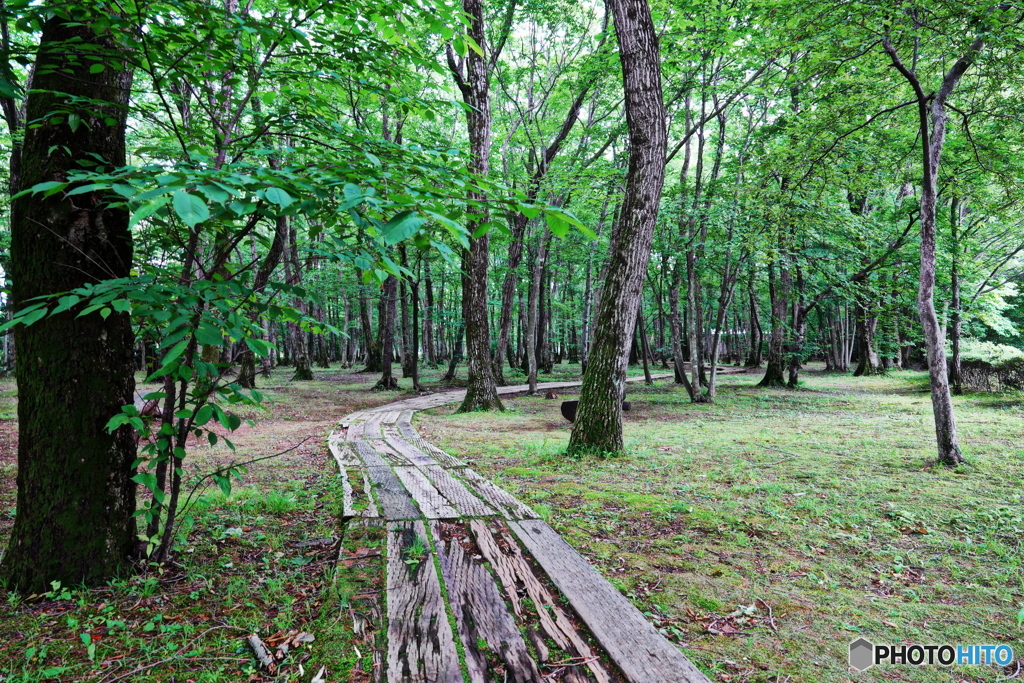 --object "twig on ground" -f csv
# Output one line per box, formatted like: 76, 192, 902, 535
756, 598, 779, 633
